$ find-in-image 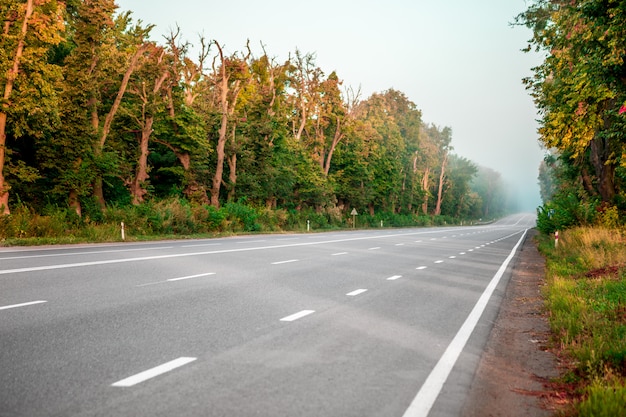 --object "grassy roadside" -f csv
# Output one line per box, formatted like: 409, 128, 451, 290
537, 227, 626, 416
0, 199, 467, 246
